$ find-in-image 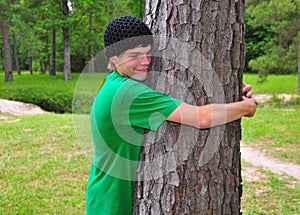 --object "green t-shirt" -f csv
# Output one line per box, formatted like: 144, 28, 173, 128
86, 71, 182, 215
